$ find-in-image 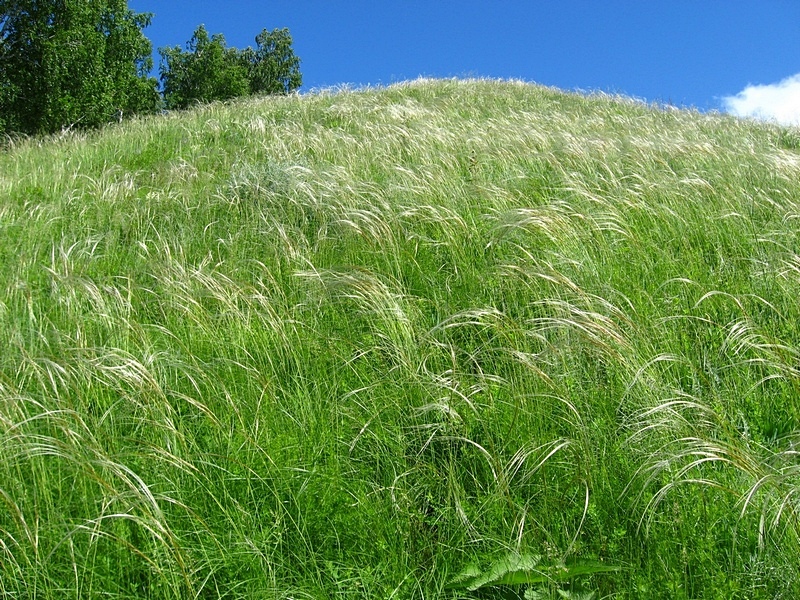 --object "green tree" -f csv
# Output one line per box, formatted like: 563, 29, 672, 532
159, 25, 301, 110
0, 0, 160, 135
244, 28, 302, 95
159, 25, 250, 110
